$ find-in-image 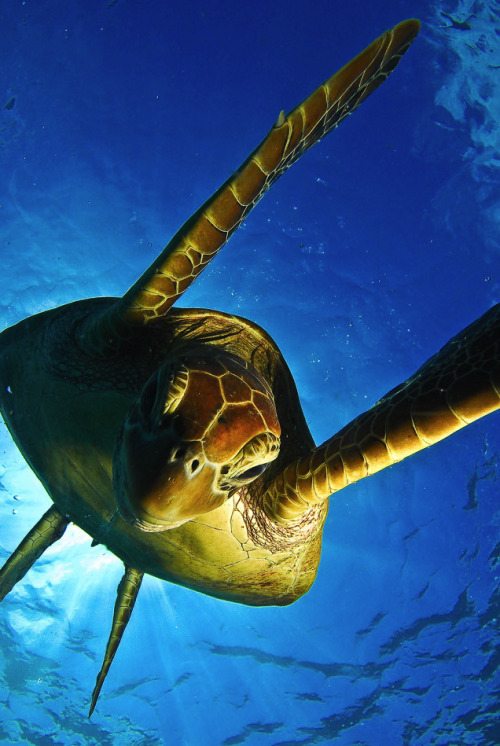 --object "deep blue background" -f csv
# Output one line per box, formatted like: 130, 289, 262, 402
0, 0, 499, 744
